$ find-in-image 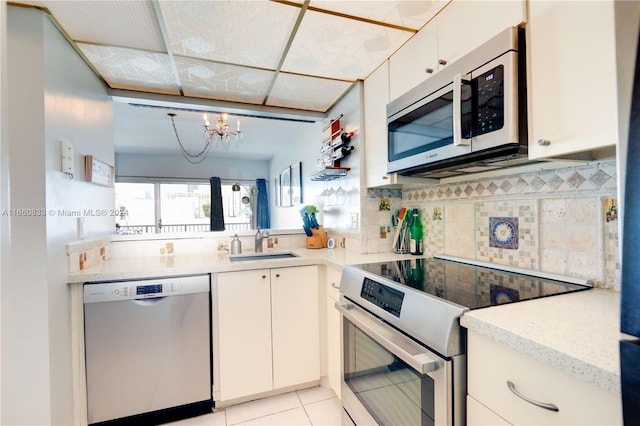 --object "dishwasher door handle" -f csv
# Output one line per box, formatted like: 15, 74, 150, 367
131, 297, 167, 306
336, 302, 444, 375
